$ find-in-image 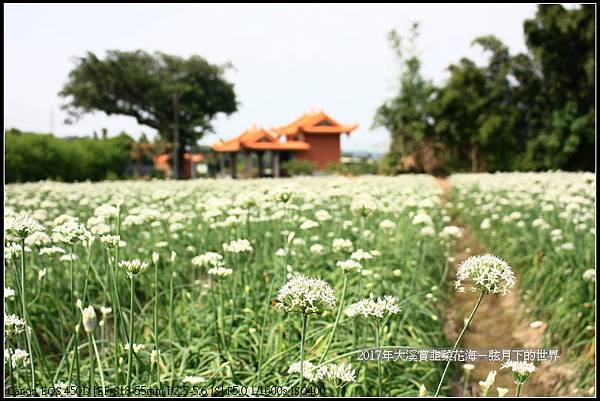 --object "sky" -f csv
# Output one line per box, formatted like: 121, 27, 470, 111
4, 3, 541, 153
